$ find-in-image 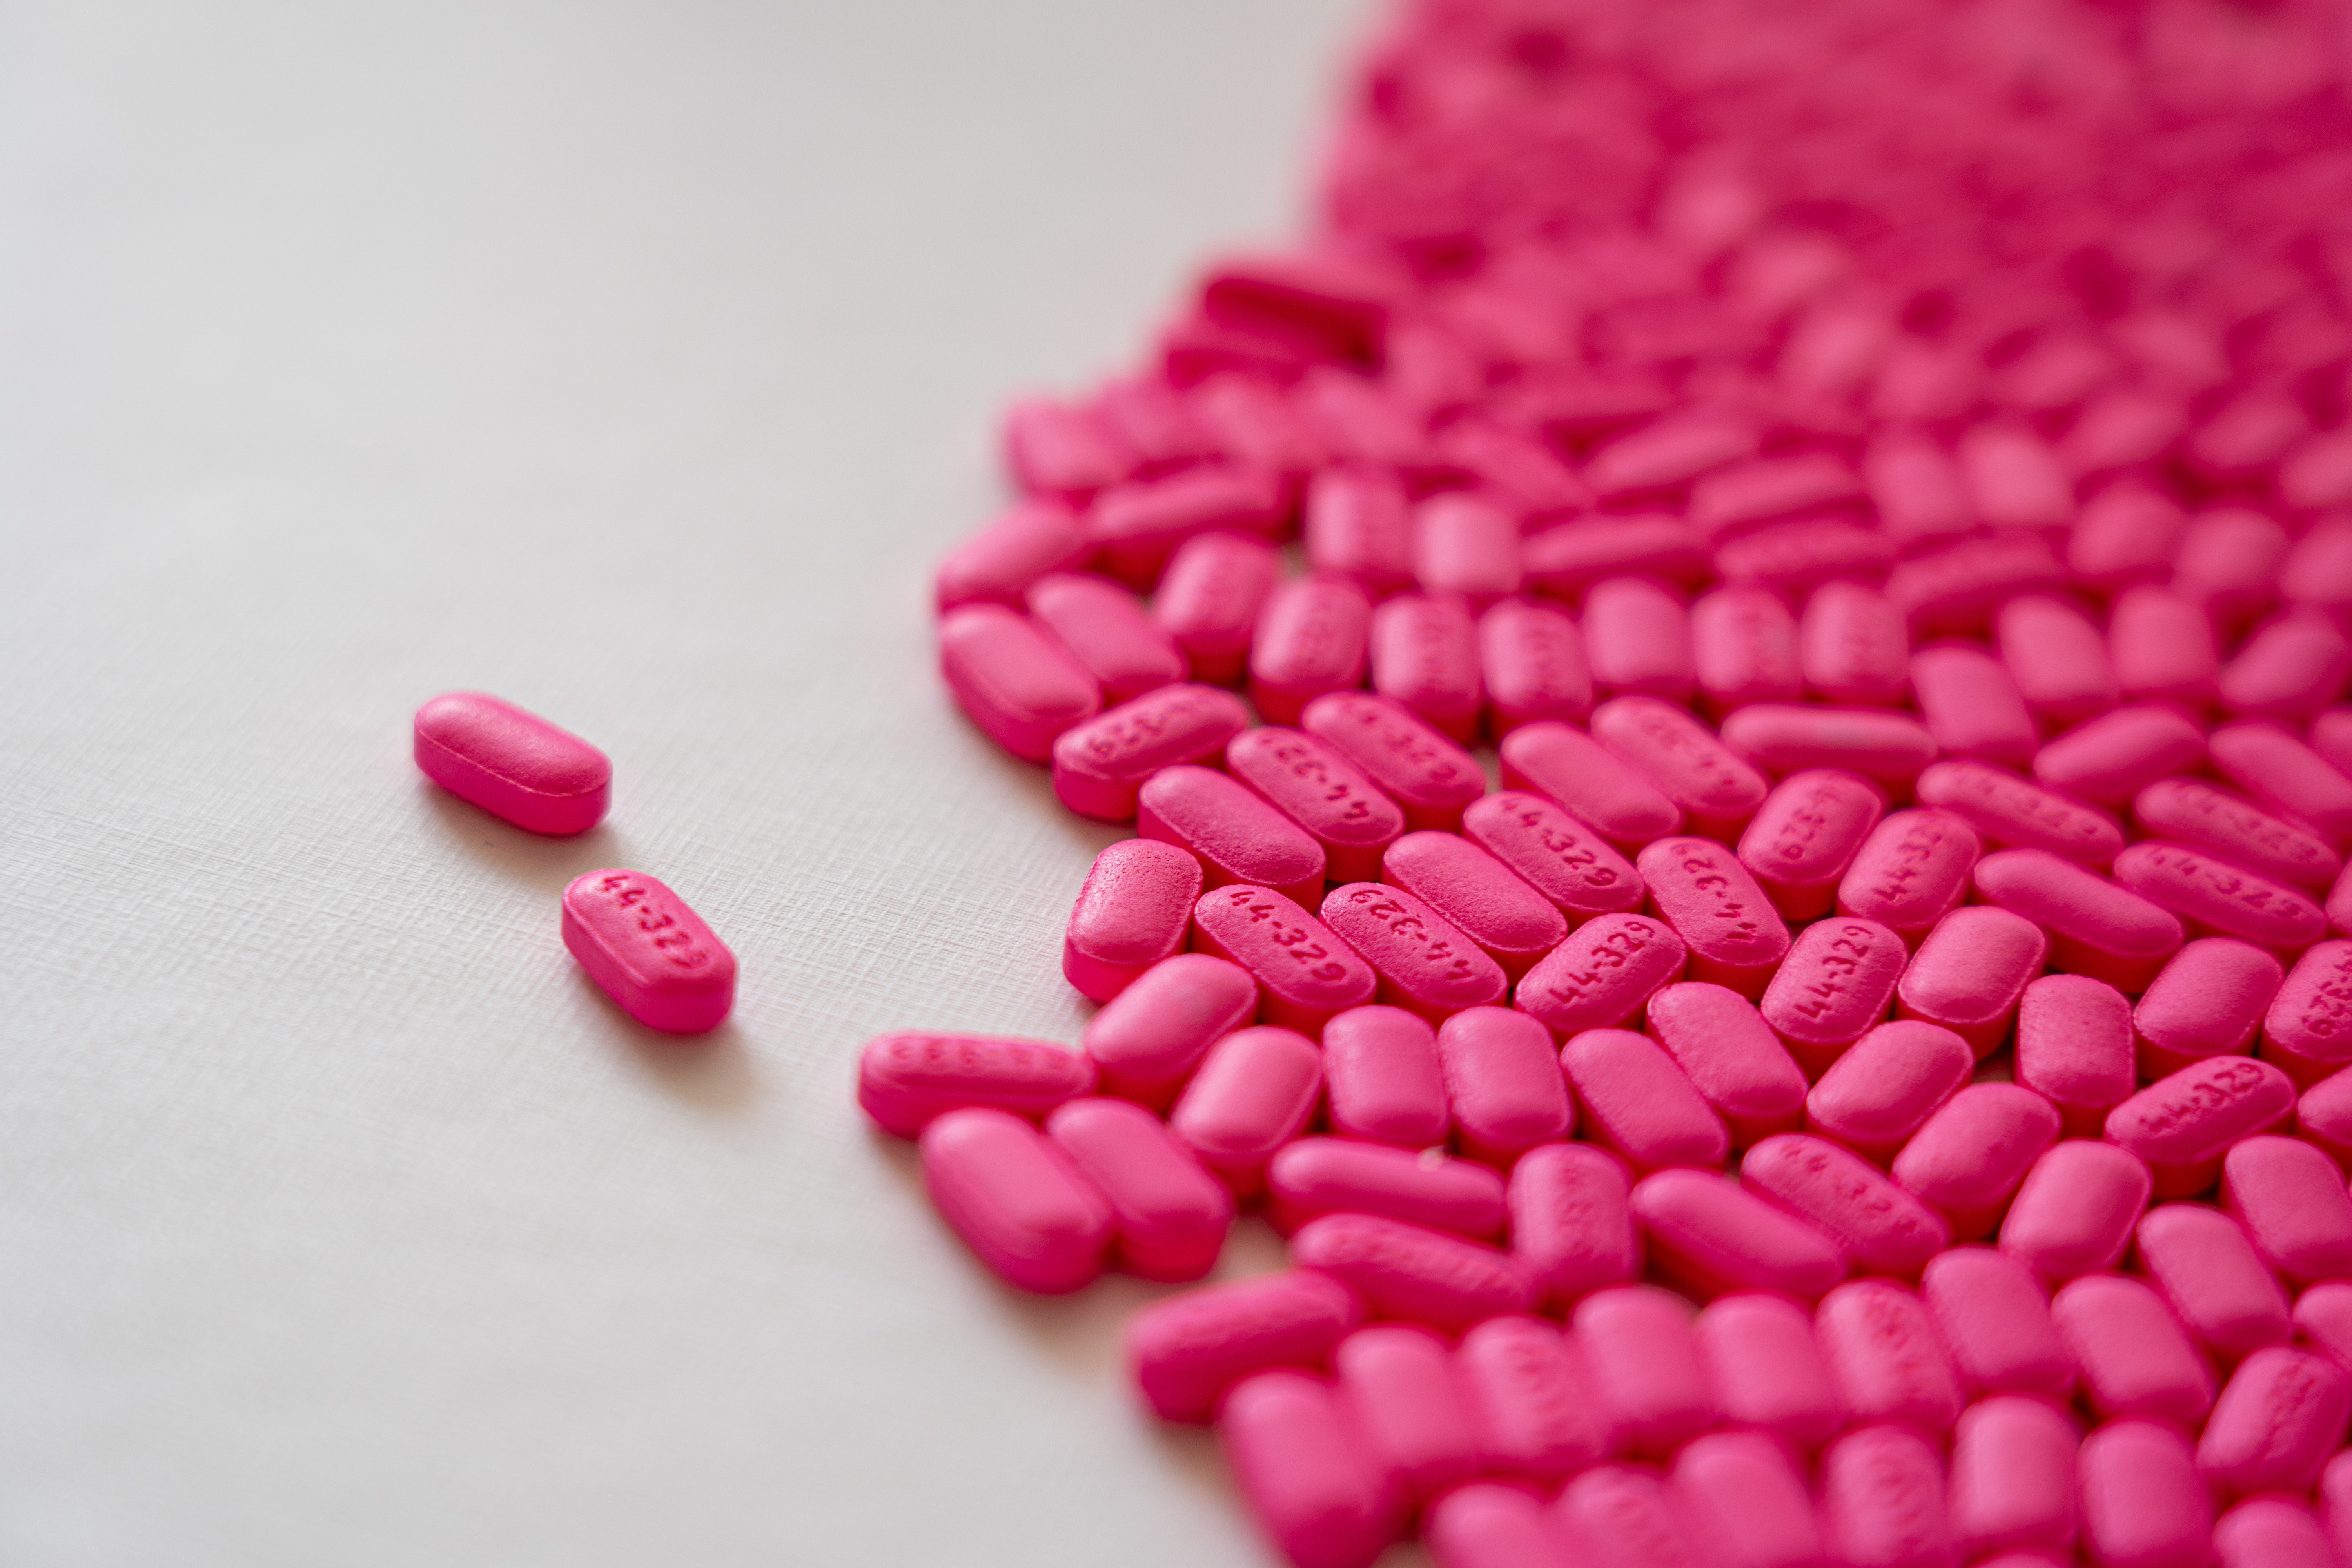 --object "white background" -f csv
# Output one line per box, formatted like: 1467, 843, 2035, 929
0, 2, 1406, 1563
